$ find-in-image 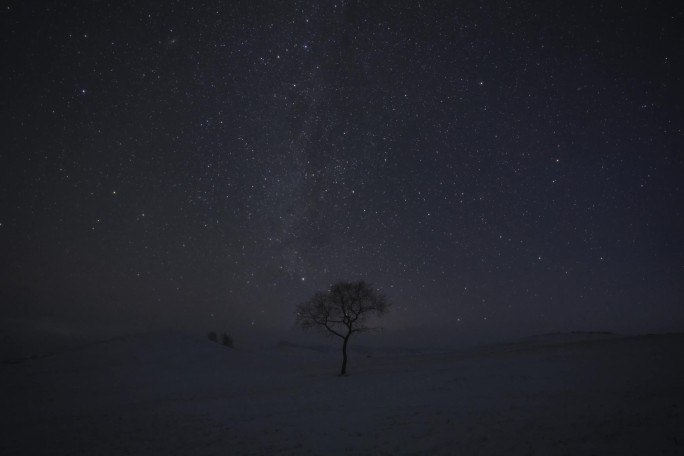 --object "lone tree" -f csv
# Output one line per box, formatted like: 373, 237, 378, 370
295, 280, 389, 376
